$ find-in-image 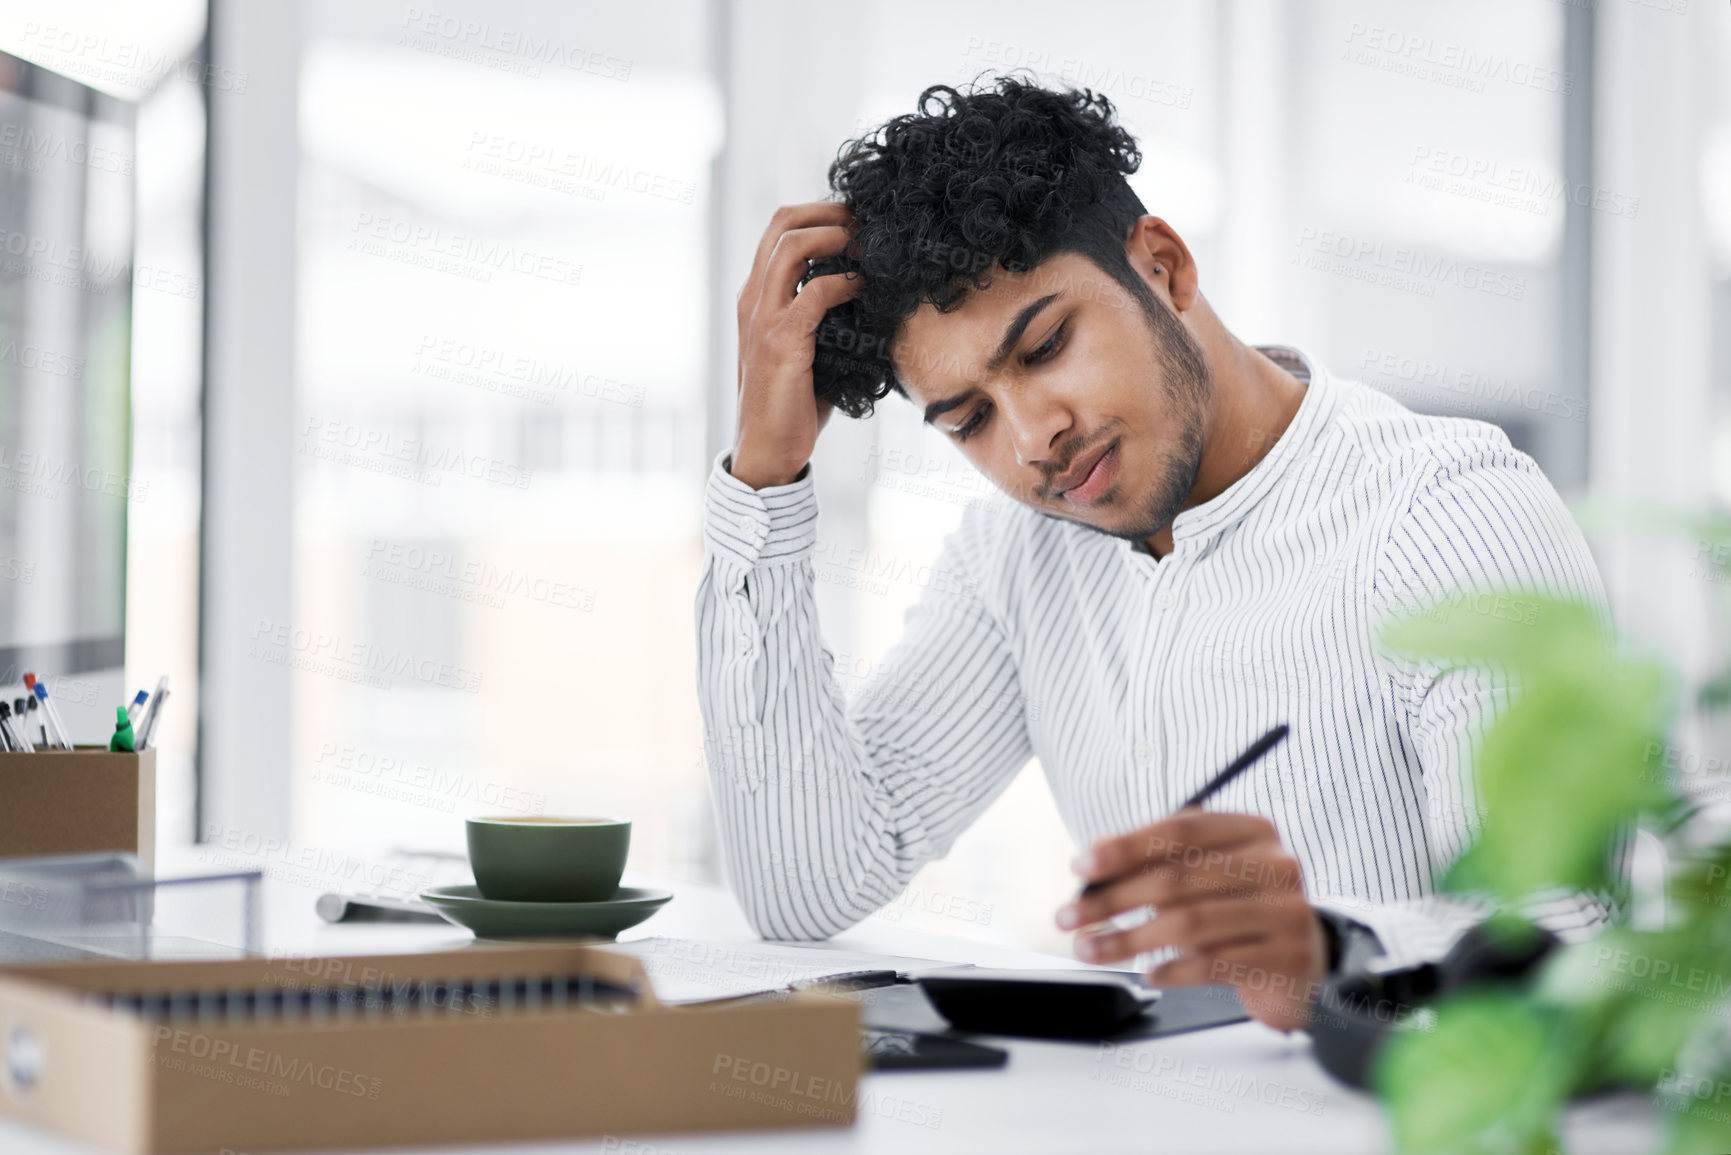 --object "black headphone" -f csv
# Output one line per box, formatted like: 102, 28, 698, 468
1309, 922, 1560, 1089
